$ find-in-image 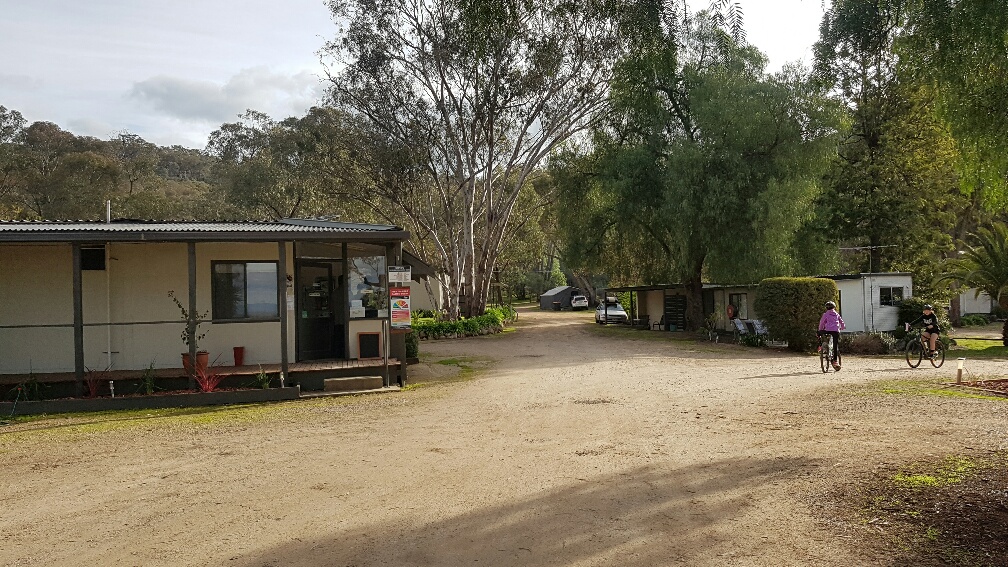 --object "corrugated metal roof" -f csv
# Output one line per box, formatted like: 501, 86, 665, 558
0, 218, 409, 243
